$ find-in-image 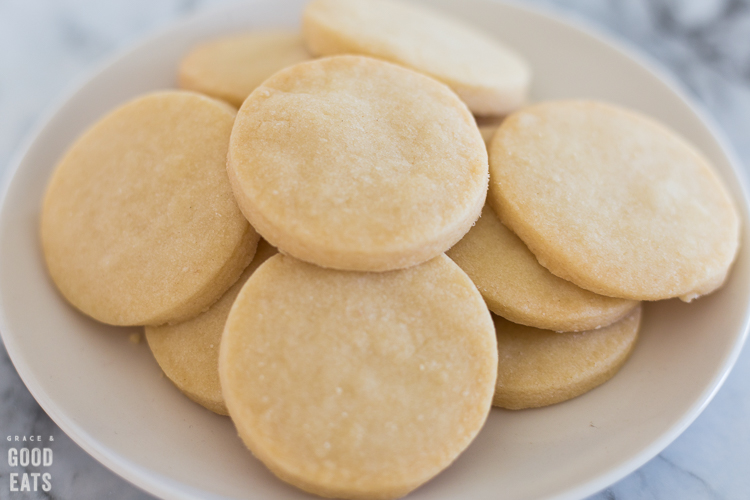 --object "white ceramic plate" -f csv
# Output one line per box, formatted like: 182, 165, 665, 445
1, 1, 749, 499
